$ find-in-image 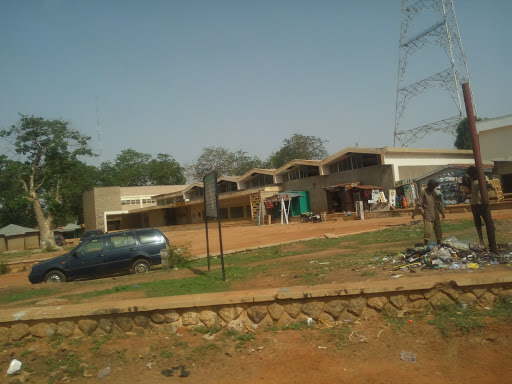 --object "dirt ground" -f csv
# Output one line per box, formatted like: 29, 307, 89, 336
2, 209, 512, 383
